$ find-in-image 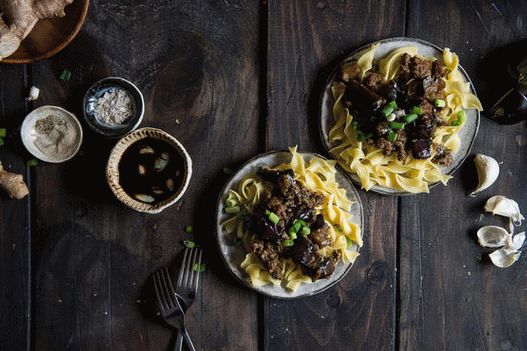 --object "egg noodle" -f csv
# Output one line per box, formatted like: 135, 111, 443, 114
329, 45, 483, 193
221, 147, 362, 292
